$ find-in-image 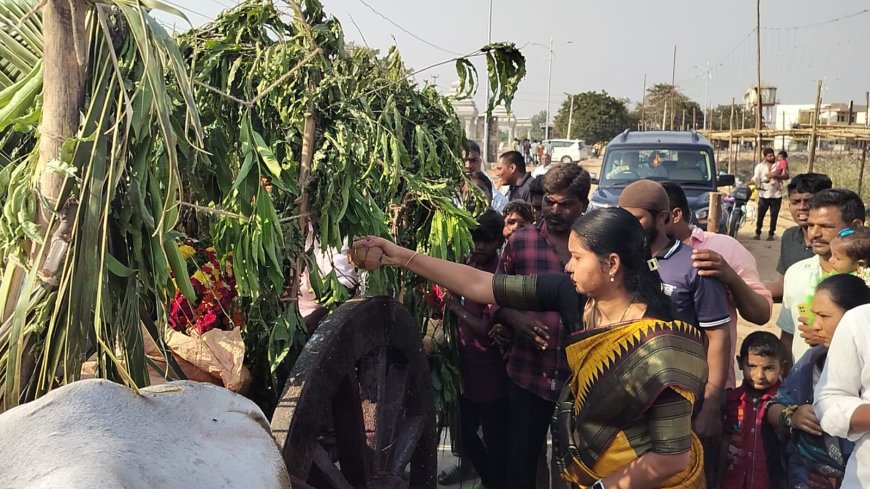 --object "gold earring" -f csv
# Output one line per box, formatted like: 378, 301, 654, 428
609, 274, 615, 282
